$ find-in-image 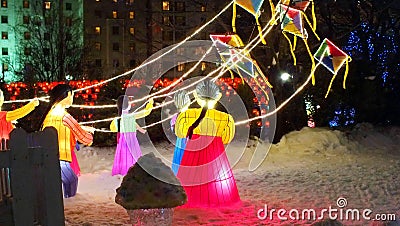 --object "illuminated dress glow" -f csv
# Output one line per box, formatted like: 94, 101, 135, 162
42, 109, 93, 198
171, 90, 190, 175
0, 100, 37, 141
41, 84, 94, 198
170, 114, 187, 175
110, 97, 153, 176
175, 81, 240, 207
